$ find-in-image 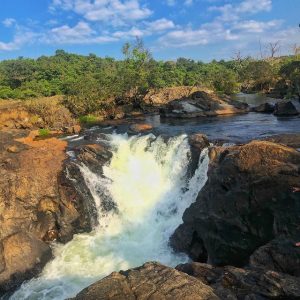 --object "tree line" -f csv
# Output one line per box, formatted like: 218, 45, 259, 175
0, 40, 299, 115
